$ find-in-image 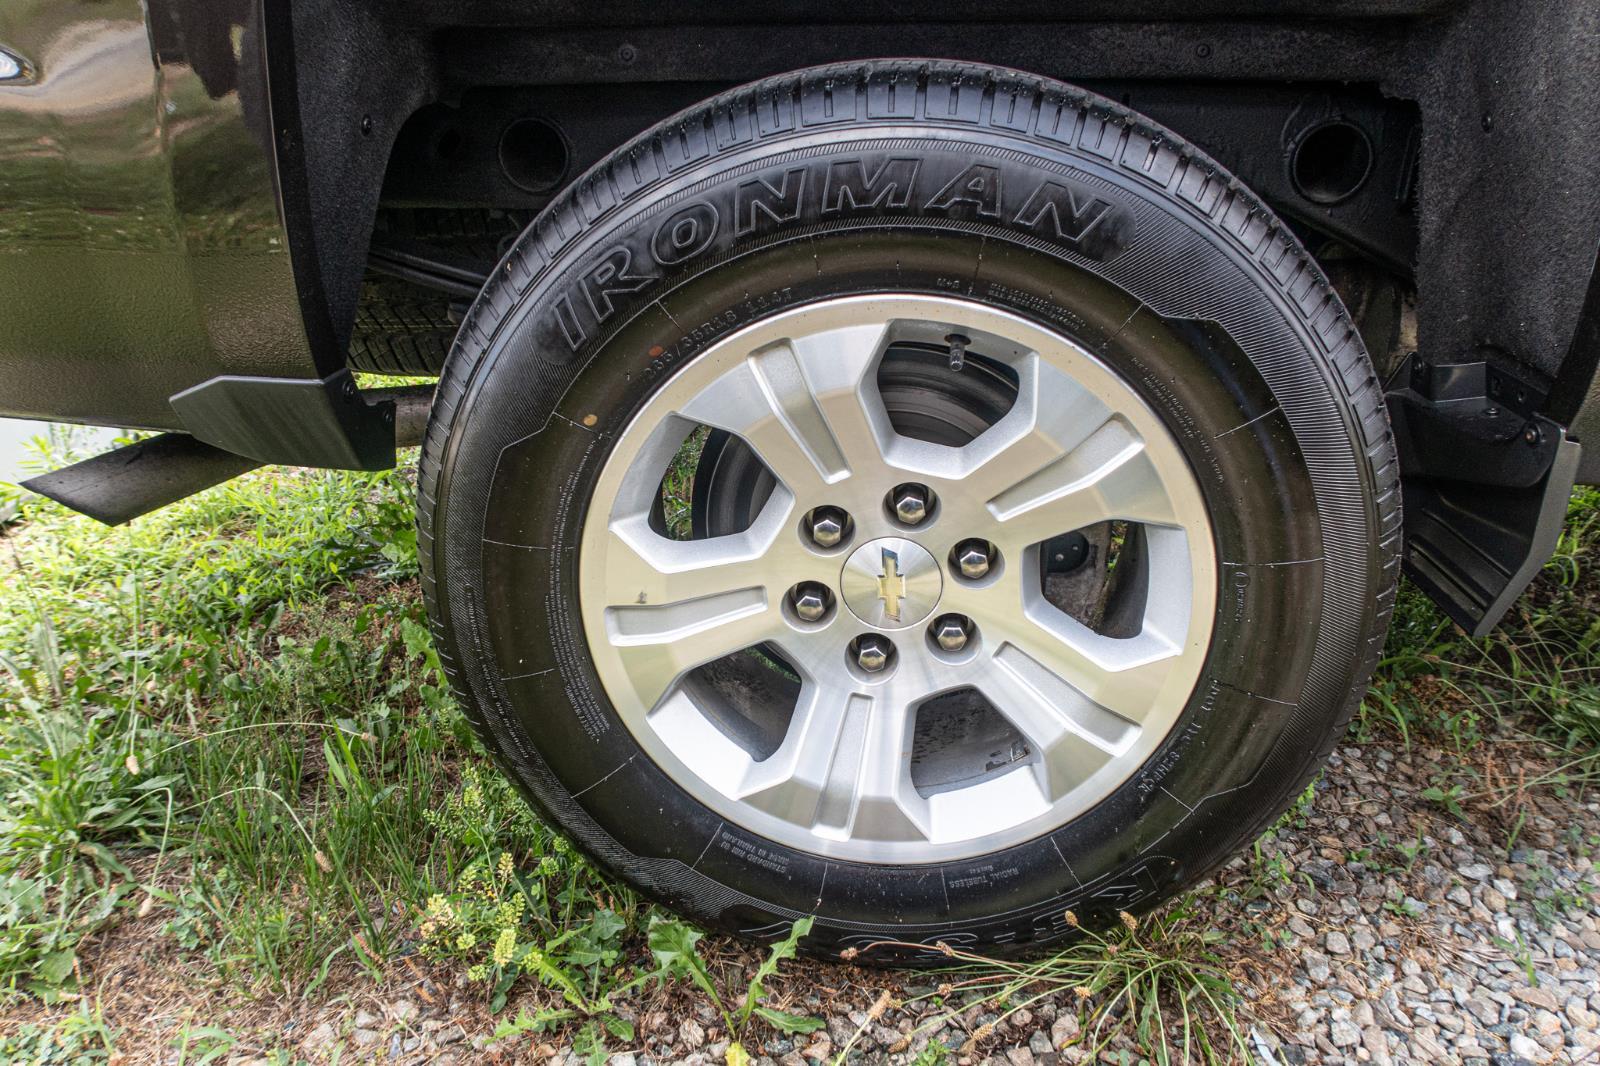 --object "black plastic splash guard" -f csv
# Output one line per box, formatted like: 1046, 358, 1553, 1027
1386, 357, 1581, 637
